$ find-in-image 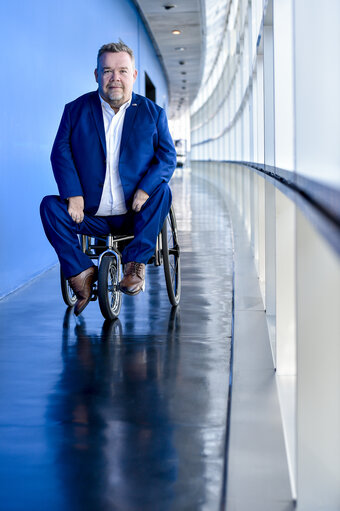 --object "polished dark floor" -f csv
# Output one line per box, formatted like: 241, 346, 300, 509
0, 172, 233, 511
